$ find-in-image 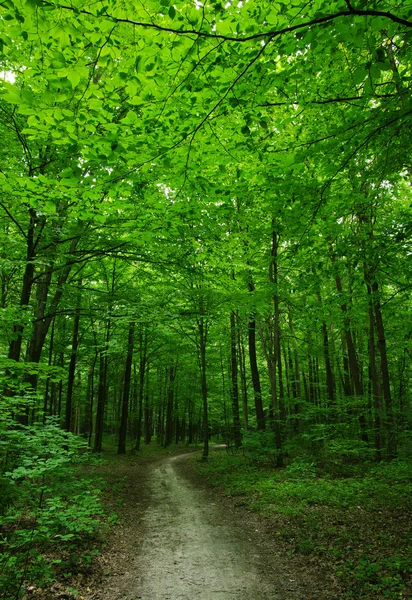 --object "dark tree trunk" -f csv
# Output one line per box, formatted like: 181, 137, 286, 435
288, 313, 302, 427
248, 315, 265, 431
65, 290, 81, 432
277, 330, 286, 428
144, 375, 152, 445
230, 311, 242, 447
335, 271, 369, 444
187, 397, 194, 445
20, 240, 79, 422
93, 317, 110, 453
135, 330, 148, 451
43, 315, 55, 421
322, 322, 335, 404
164, 362, 176, 448
118, 322, 135, 455
367, 293, 382, 460
237, 314, 249, 430
7, 210, 36, 365
270, 228, 284, 465
372, 280, 396, 456
85, 361, 95, 446
198, 298, 209, 461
